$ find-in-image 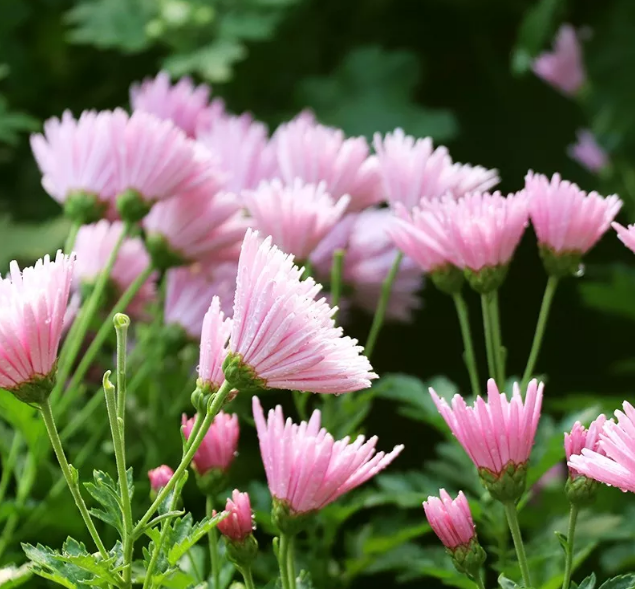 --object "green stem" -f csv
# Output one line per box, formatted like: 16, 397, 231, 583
562, 504, 579, 589
474, 574, 487, 589
452, 293, 481, 396
133, 380, 233, 537
522, 276, 559, 388
40, 398, 109, 558
207, 496, 221, 589
278, 534, 292, 589
330, 248, 345, 319
489, 290, 505, 385
365, 251, 403, 359
115, 314, 130, 429
238, 566, 256, 589
481, 293, 497, 381
64, 221, 81, 254
143, 489, 179, 589
503, 502, 532, 588
286, 534, 297, 589
0, 433, 21, 506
